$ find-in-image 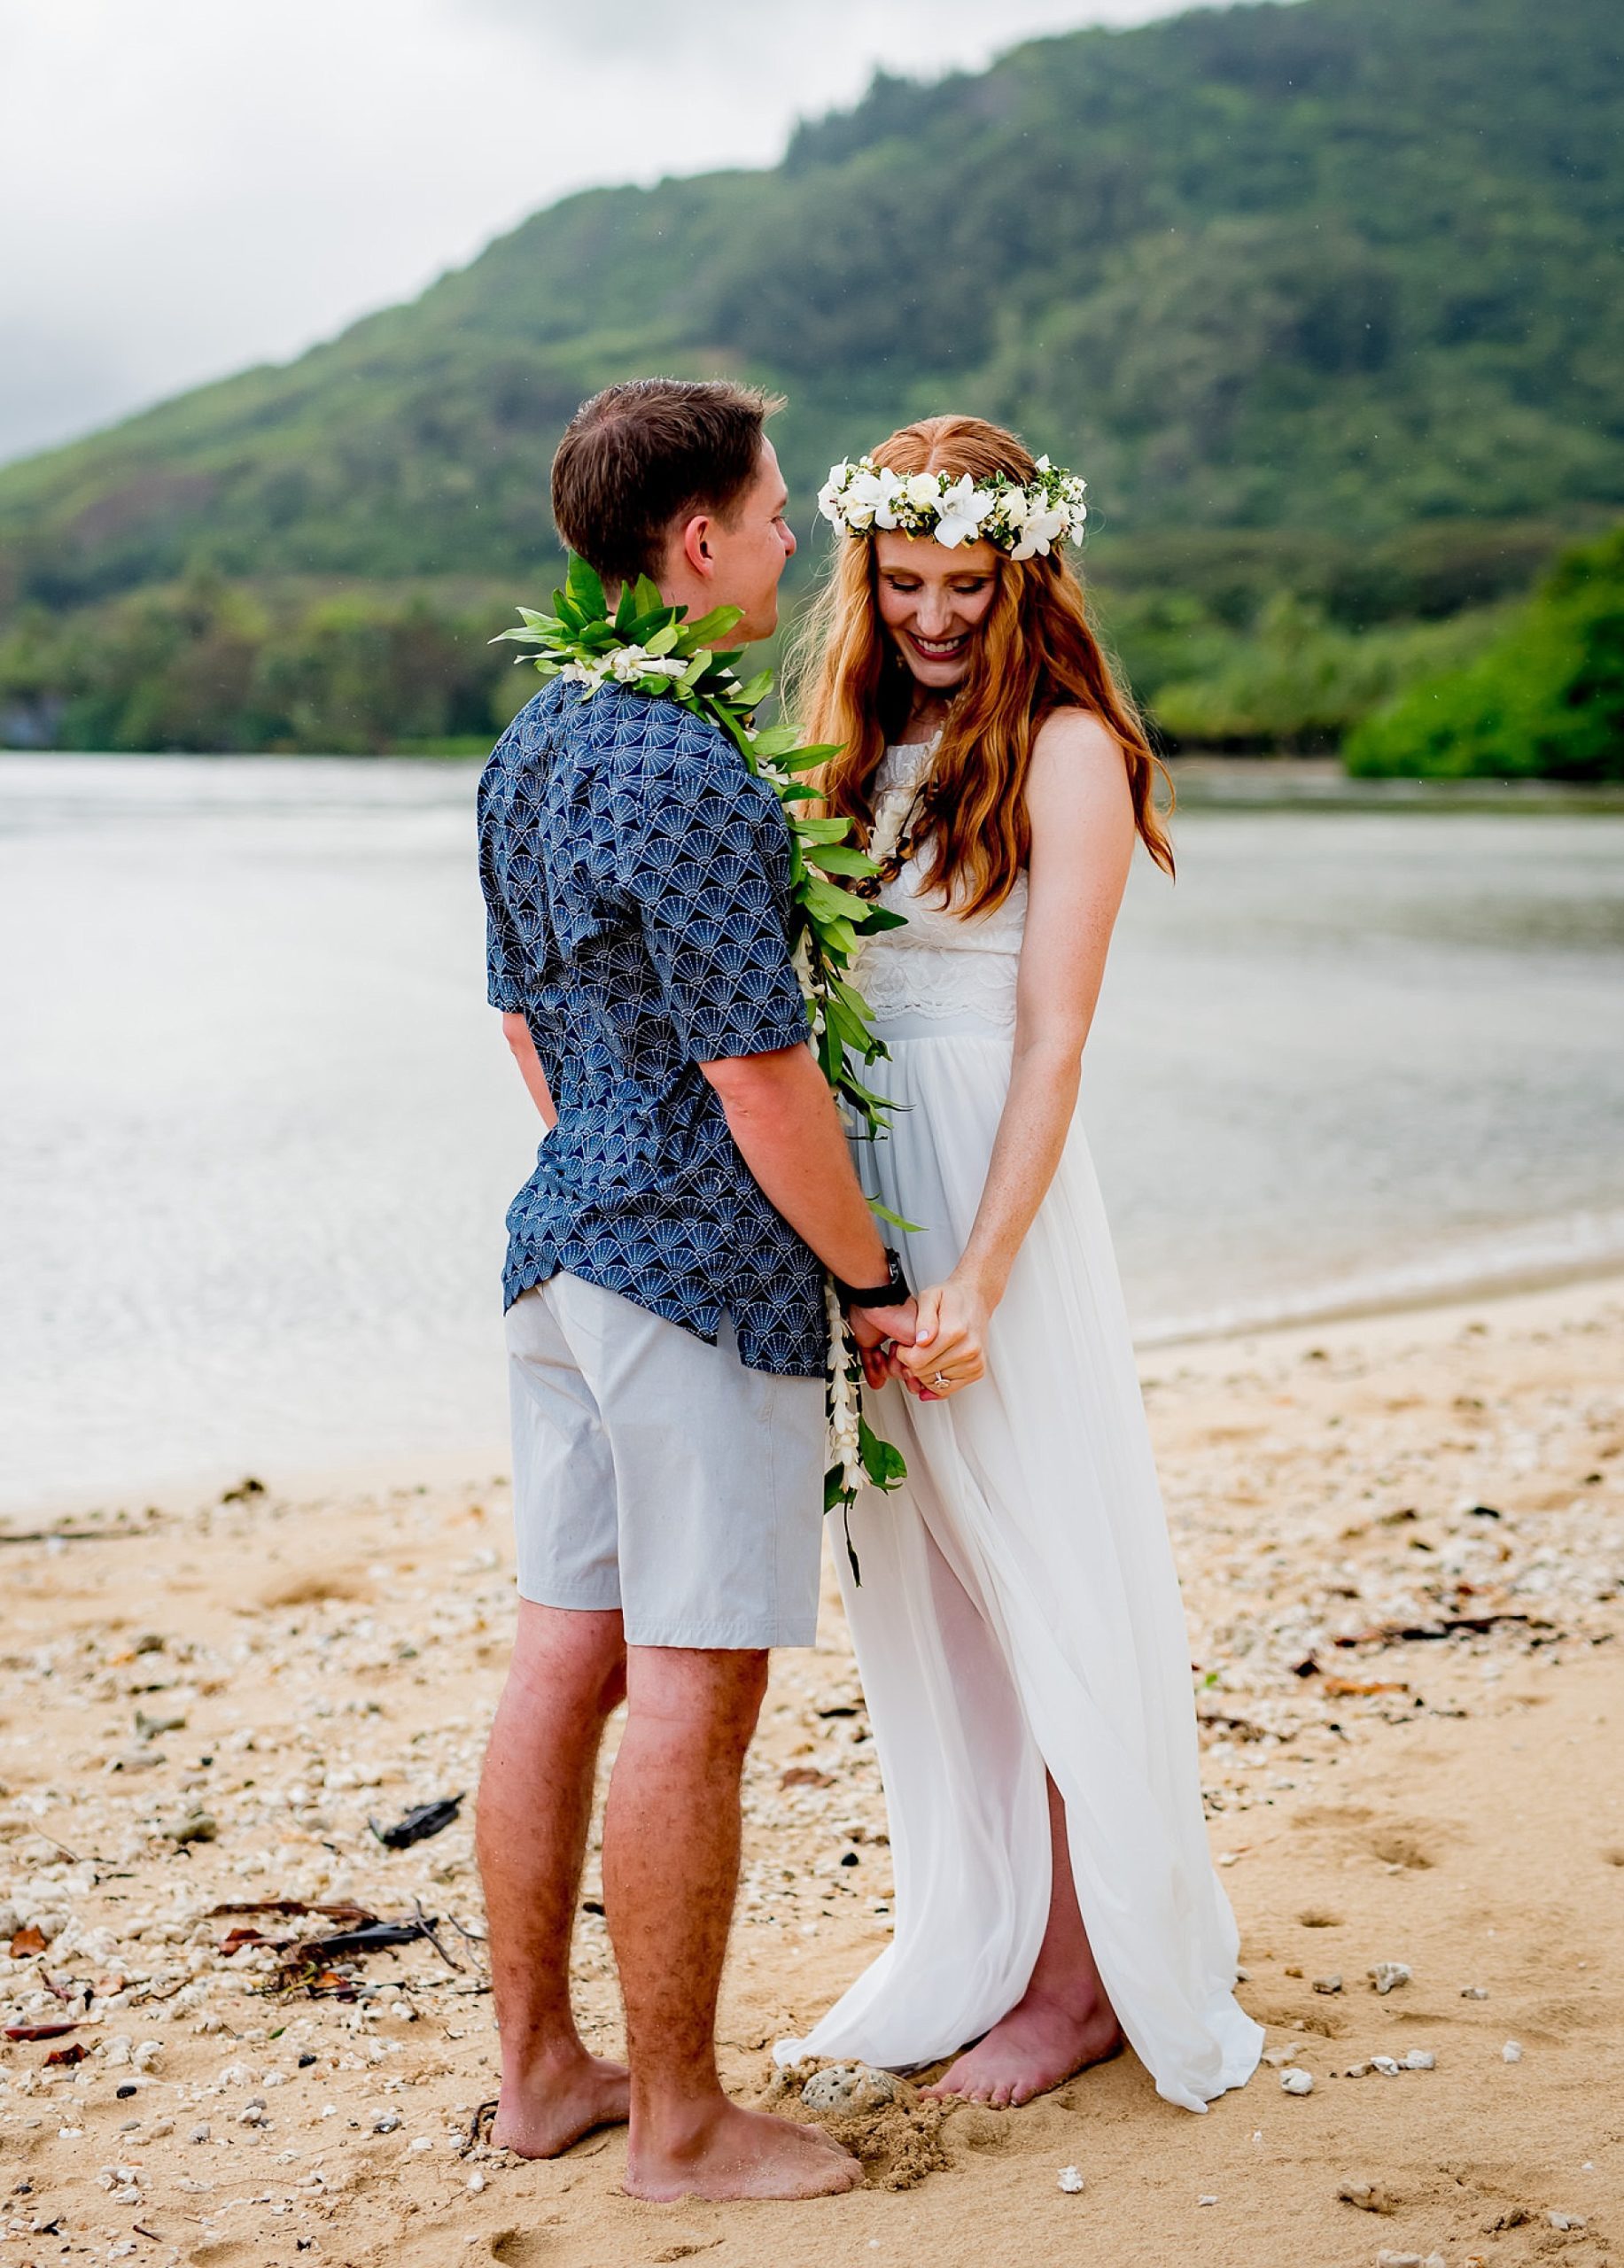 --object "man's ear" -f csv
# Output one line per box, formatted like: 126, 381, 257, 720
678, 512, 715, 579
